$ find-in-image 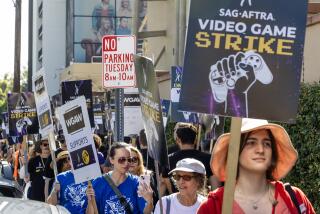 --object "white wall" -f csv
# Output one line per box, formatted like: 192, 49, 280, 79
32, 0, 66, 96
42, 0, 66, 96
303, 22, 320, 83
